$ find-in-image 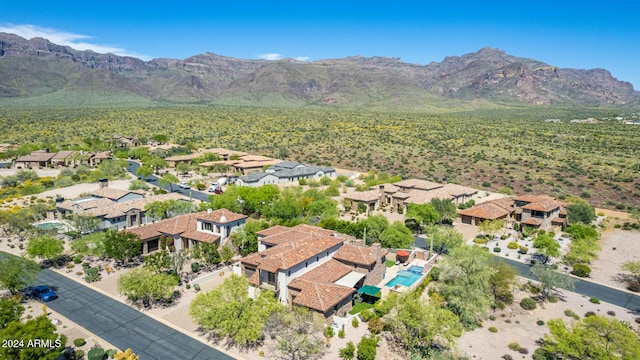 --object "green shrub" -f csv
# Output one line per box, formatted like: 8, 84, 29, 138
520, 297, 537, 310
191, 262, 200, 273
589, 297, 600, 304
536, 320, 545, 326
193, 283, 201, 292
507, 241, 519, 249
359, 309, 375, 322
473, 238, 488, 244
338, 328, 345, 339
571, 264, 591, 277
368, 317, 383, 334
508, 342, 521, 351
324, 326, 335, 338
628, 280, 640, 292
493, 247, 501, 253
88, 347, 105, 360
73, 254, 83, 264
75, 350, 85, 359
352, 317, 359, 328
106, 349, 117, 358
564, 309, 580, 320
488, 326, 498, 332
585, 311, 596, 317
73, 338, 86, 347
356, 335, 378, 360
84, 267, 101, 283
